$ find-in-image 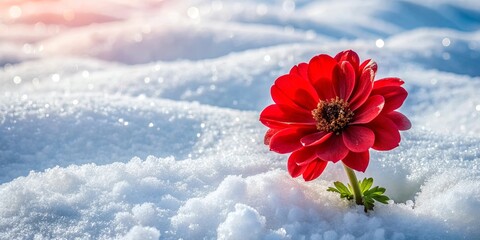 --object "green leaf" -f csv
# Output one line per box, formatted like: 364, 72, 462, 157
333, 181, 351, 195
364, 186, 386, 197
342, 193, 354, 200
372, 194, 390, 204
327, 178, 390, 212
327, 187, 340, 193
347, 183, 354, 195
363, 196, 375, 212
328, 181, 354, 201
362, 182, 390, 211
360, 178, 373, 194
